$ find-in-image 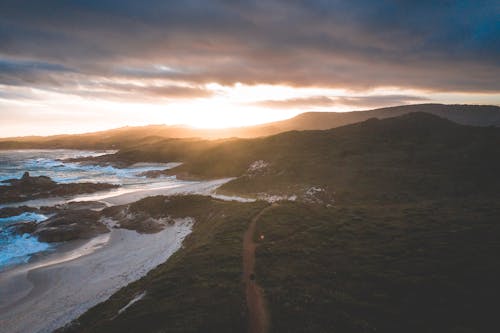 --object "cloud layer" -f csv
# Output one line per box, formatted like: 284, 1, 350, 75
1, 0, 499, 95
0, 1, 499, 137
